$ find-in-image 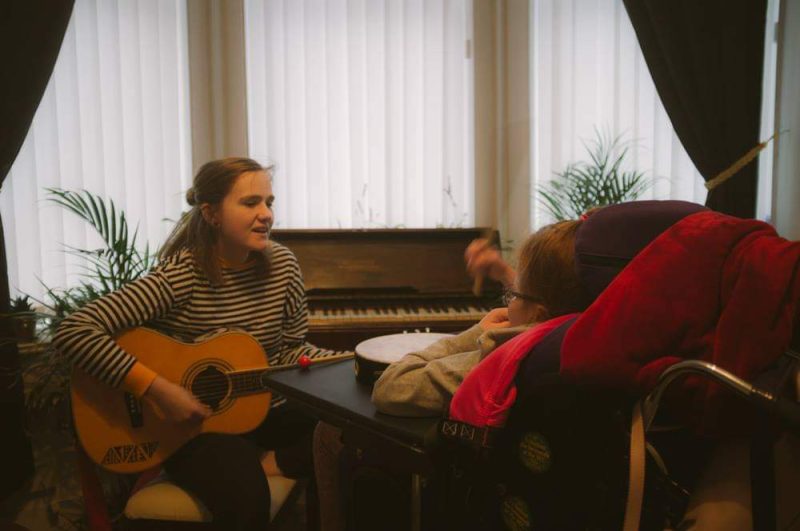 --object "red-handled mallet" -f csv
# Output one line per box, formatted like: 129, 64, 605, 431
296, 352, 354, 371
